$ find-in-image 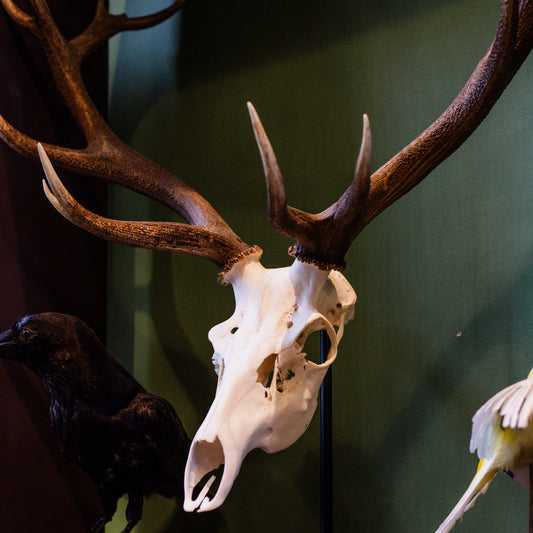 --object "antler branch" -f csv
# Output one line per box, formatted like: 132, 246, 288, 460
361, 0, 527, 228
2, 0, 531, 274
1, 0, 36, 29
248, 102, 371, 270
39, 144, 253, 268
250, 0, 533, 270
0, 0, 253, 273
71, 0, 188, 60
